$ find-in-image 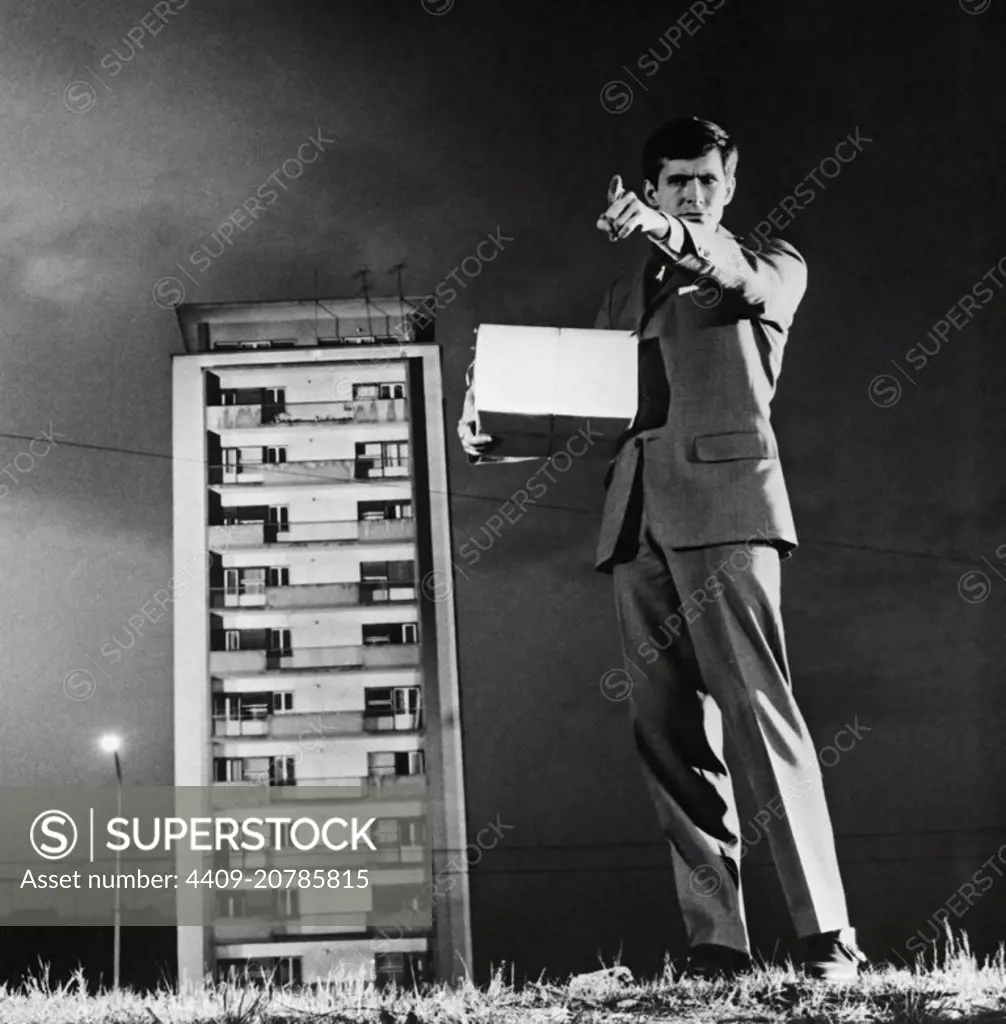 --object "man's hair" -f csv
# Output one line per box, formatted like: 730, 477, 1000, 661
641, 117, 738, 186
